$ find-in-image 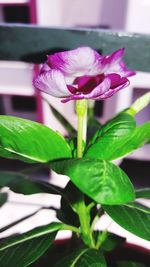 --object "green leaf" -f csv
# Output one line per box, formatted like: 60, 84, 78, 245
51, 159, 135, 205
0, 192, 8, 207
0, 115, 71, 163
0, 222, 63, 251
85, 119, 150, 162
101, 233, 125, 252
0, 232, 56, 267
57, 181, 80, 226
103, 203, 150, 241
0, 171, 63, 195
117, 261, 146, 267
87, 117, 101, 143
136, 188, 150, 199
53, 248, 107, 267
0, 222, 63, 267
85, 112, 136, 161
